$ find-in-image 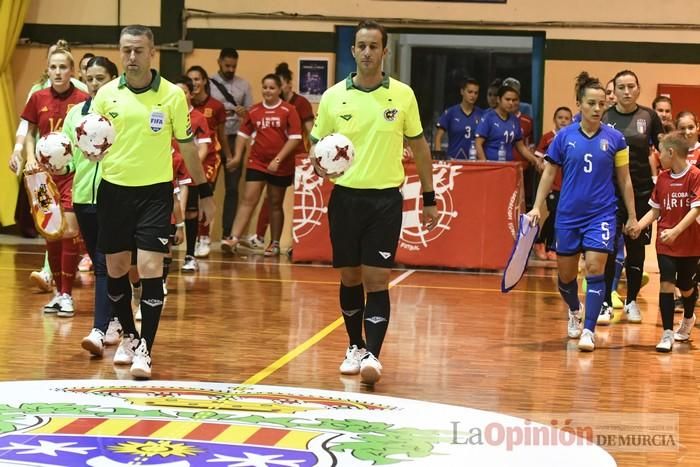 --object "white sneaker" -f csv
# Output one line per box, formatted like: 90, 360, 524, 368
597, 303, 613, 326
578, 329, 595, 352
674, 314, 696, 342
264, 242, 281, 257
81, 328, 105, 356
30, 269, 53, 293
162, 281, 168, 296
238, 235, 264, 254
339, 345, 368, 375
43, 293, 62, 314
656, 329, 674, 353
78, 254, 93, 272
57, 294, 75, 318
181, 255, 198, 272
130, 339, 152, 379
105, 319, 123, 346
567, 306, 583, 338
242, 234, 265, 250
113, 334, 138, 365
625, 300, 642, 323
360, 352, 383, 385
194, 236, 211, 258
